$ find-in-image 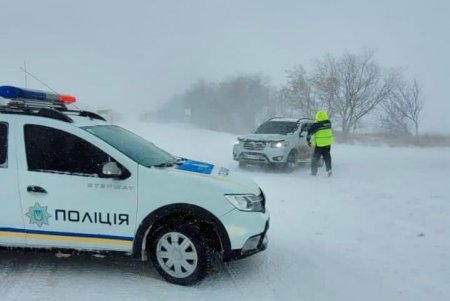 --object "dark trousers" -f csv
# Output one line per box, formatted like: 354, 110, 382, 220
311, 145, 332, 175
